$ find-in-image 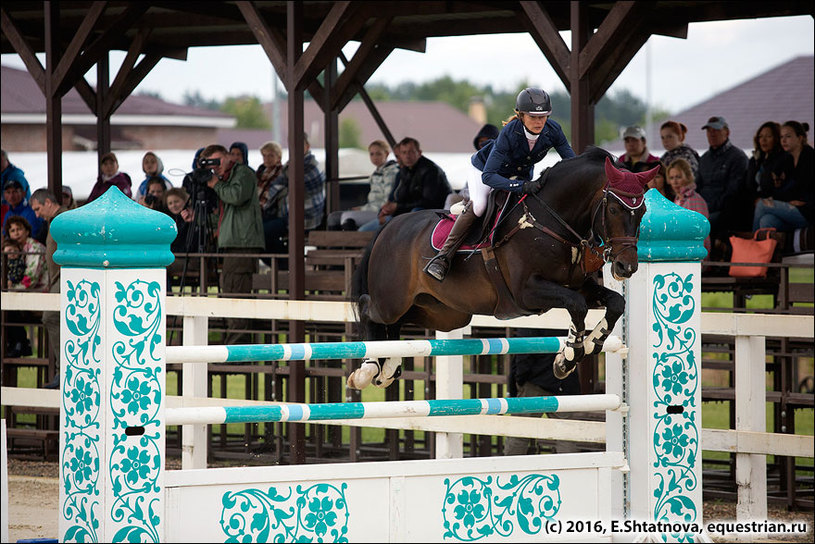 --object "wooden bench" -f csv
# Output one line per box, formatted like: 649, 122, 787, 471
252, 230, 374, 299
4, 405, 60, 460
